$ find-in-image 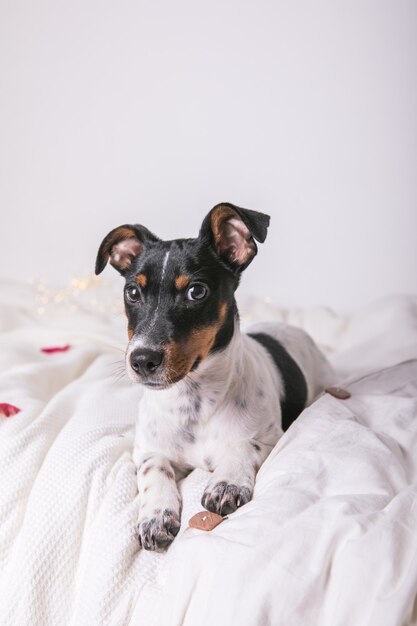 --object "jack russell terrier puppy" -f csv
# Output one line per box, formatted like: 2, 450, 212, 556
95, 203, 332, 551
